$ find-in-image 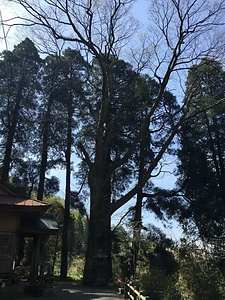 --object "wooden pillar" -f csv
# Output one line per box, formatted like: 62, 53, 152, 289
30, 234, 41, 281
